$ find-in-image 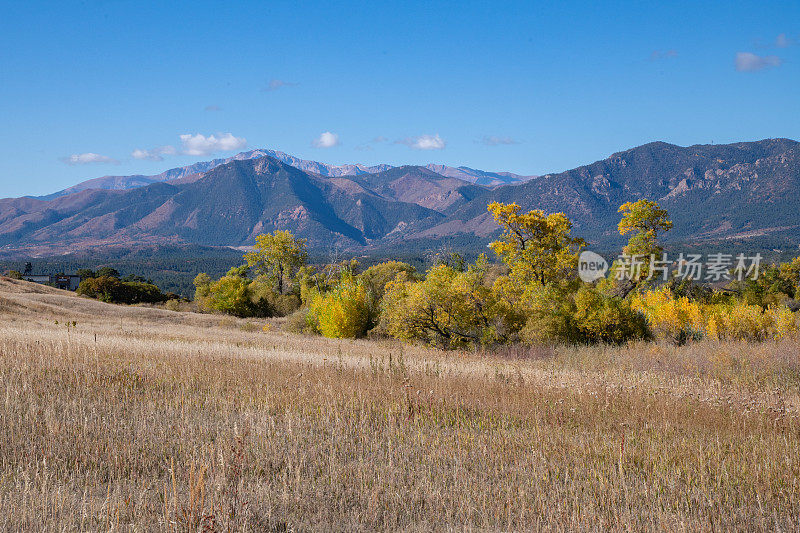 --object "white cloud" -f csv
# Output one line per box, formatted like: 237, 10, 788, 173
131, 145, 177, 161
396, 134, 446, 150
480, 135, 520, 146
60, 152, 118, 165
179, 133, 247, 156
312, 131, 340, 148
735, 52, 782, 72
264, 79, 298, 91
